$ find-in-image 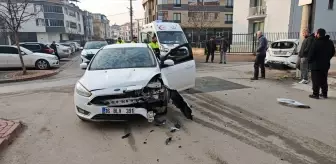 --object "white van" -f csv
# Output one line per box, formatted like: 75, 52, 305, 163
140, 21, 189, 55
